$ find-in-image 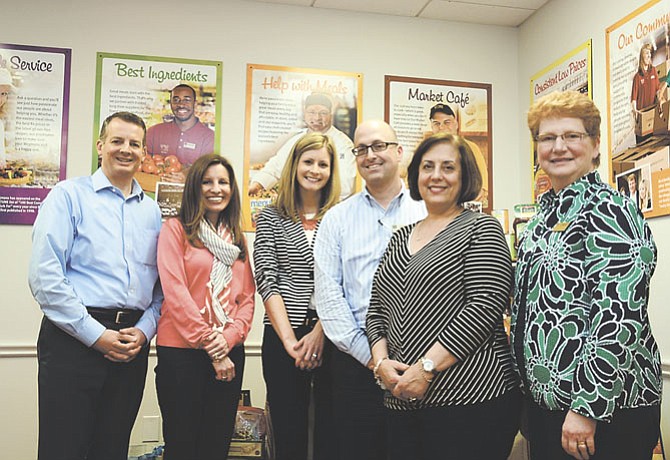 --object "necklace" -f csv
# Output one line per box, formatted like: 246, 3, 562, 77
300, 212, 318, 231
